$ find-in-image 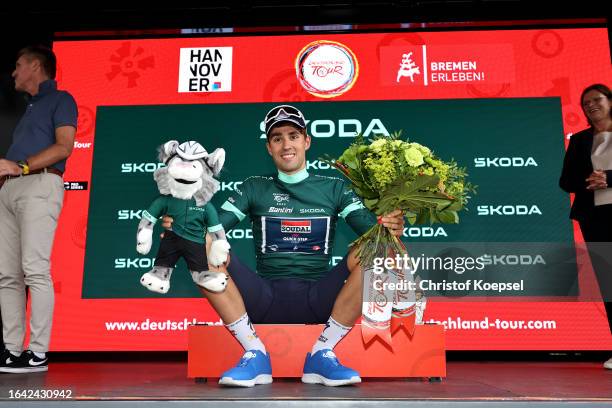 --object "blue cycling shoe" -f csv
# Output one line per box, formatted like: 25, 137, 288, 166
218, 350, 273, 387
301, 349, 361, 386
